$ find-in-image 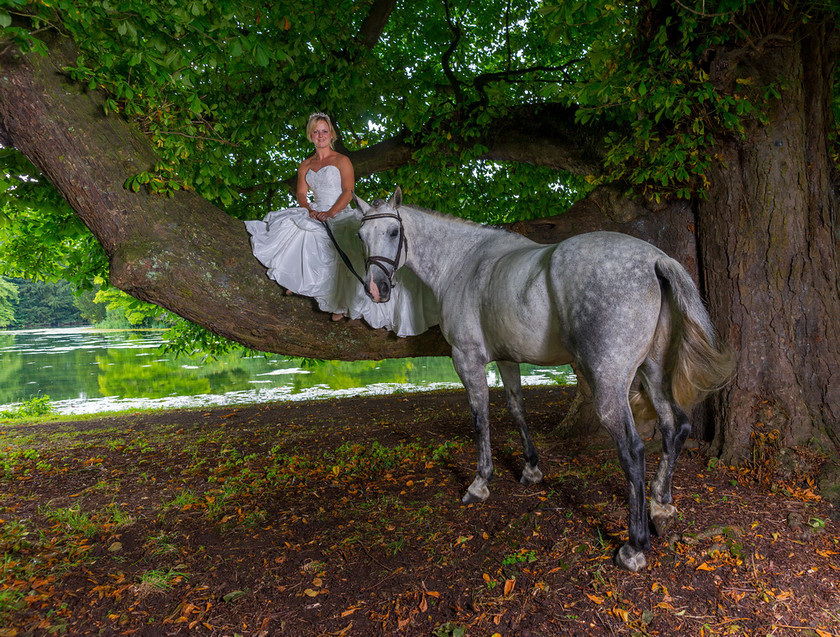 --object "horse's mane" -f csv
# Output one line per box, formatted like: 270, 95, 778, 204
401, 204, 514, 236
